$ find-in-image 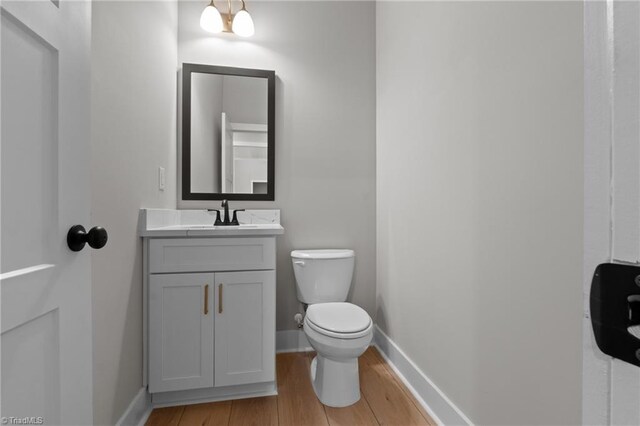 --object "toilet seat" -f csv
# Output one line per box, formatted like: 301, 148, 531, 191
305, 302, 372, 339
